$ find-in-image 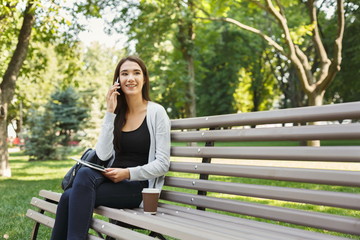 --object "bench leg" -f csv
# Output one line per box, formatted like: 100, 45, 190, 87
30, 209, 44, 240
149, 231, 167, 240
